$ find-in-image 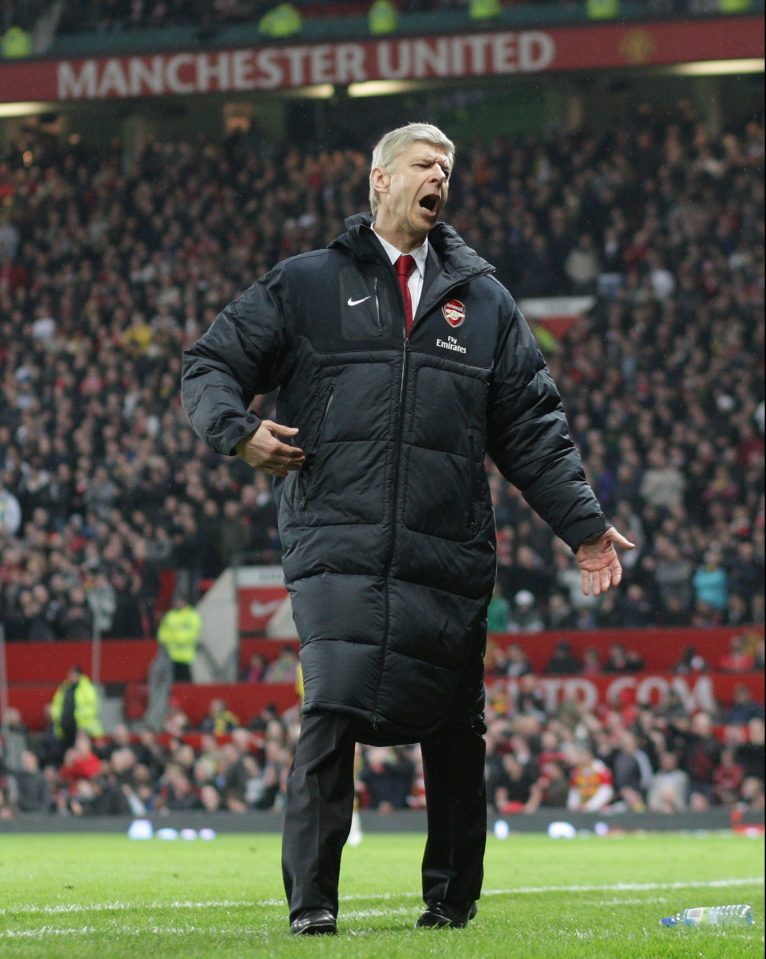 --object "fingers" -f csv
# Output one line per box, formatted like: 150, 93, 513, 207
607, 526, 636, 550
262, 444, 304, 476
238, 420, 305, 473
267, 440, 305, 465
581, 556, 623, 597
598, 559, 623, 596
263, 420, 300, 439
